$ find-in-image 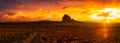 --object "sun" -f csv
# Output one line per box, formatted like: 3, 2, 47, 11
90, 8, 120, 23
